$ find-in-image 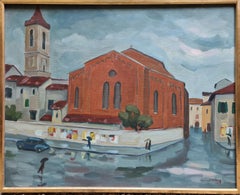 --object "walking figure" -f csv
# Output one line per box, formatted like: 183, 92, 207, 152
144, 138, 151, 150
226, 132, 232, 147
87, 136, 92, 149
38, 157, 48, 175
